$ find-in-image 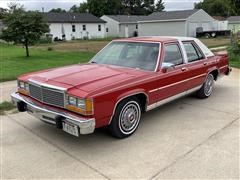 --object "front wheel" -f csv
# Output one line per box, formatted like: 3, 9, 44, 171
109, 97, 142, 138
197, 74, 215, 99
